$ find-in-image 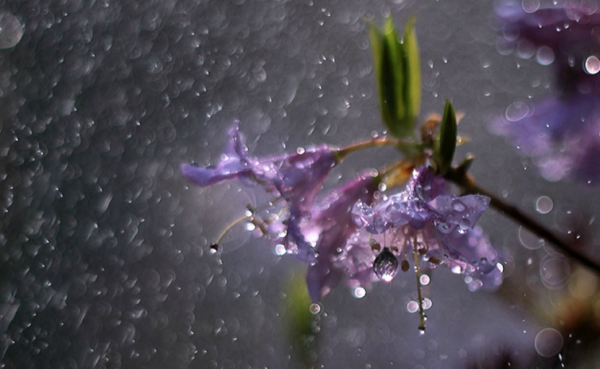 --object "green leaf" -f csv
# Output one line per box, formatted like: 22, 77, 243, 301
436, 100, 457, 174
402, 16, 421, 124
281, 270, 317, 367
370, 17, 422, 139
